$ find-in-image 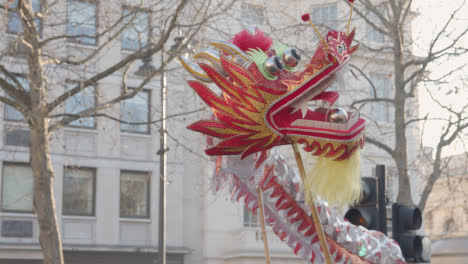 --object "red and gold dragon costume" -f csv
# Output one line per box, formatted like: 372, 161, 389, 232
183, 28, 364, 160
180, 15, 405, 264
